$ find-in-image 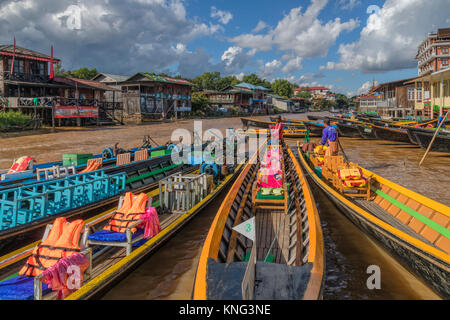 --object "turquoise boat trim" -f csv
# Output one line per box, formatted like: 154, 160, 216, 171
0, 170, 126, 231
